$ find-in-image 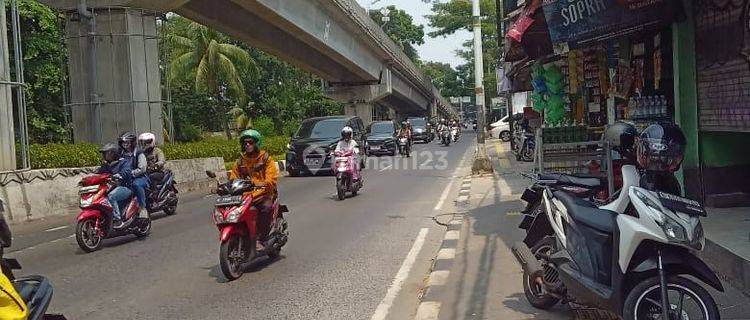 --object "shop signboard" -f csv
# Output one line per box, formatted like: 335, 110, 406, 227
541, 0, 668, 49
